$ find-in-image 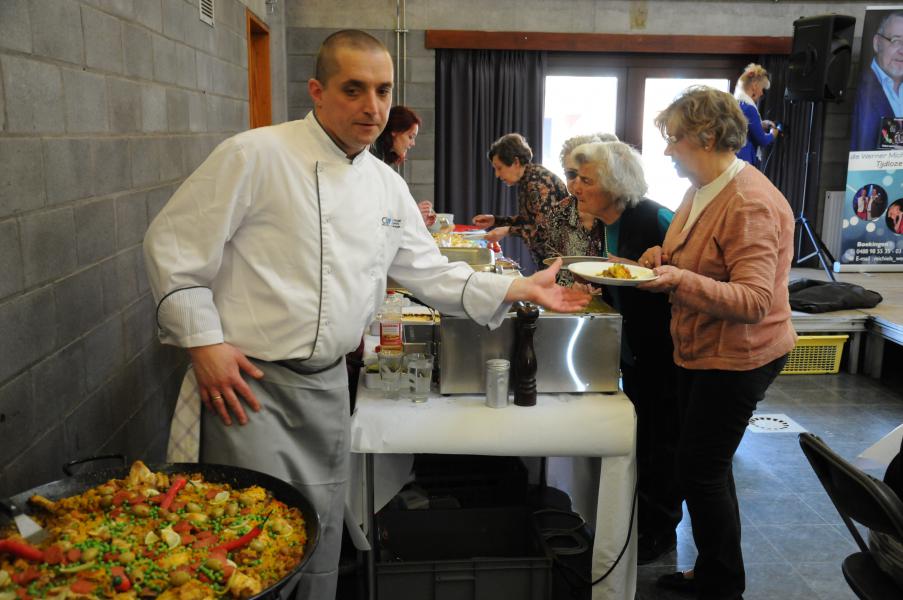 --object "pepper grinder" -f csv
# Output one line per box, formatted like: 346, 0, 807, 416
513, 301, 539, 406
